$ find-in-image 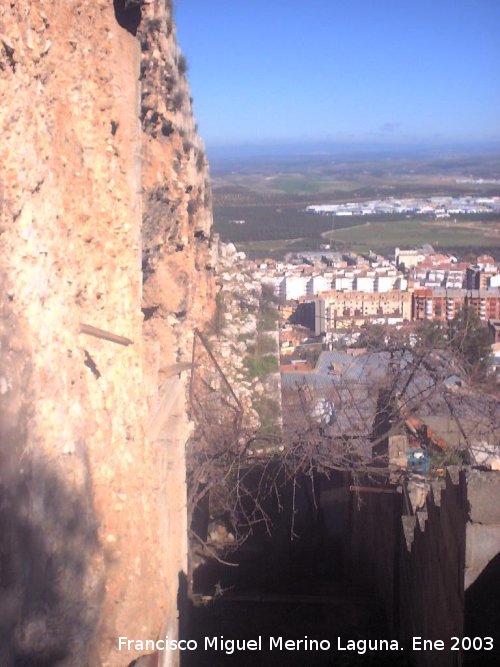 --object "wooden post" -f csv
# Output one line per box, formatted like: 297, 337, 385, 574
79, 323, 133, 346
349, 486, 398, 494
